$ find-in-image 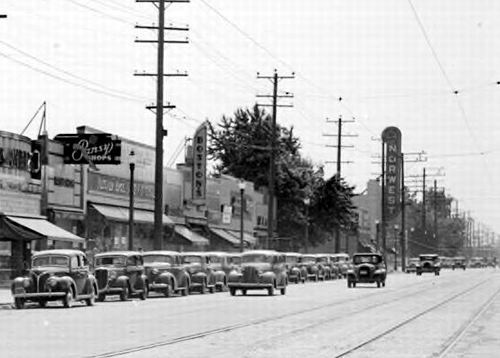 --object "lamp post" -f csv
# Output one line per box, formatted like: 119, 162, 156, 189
303, 197, 310, 253
375, 220, 380, 252
128, 150, 136, 251
238, 181, 246, 253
